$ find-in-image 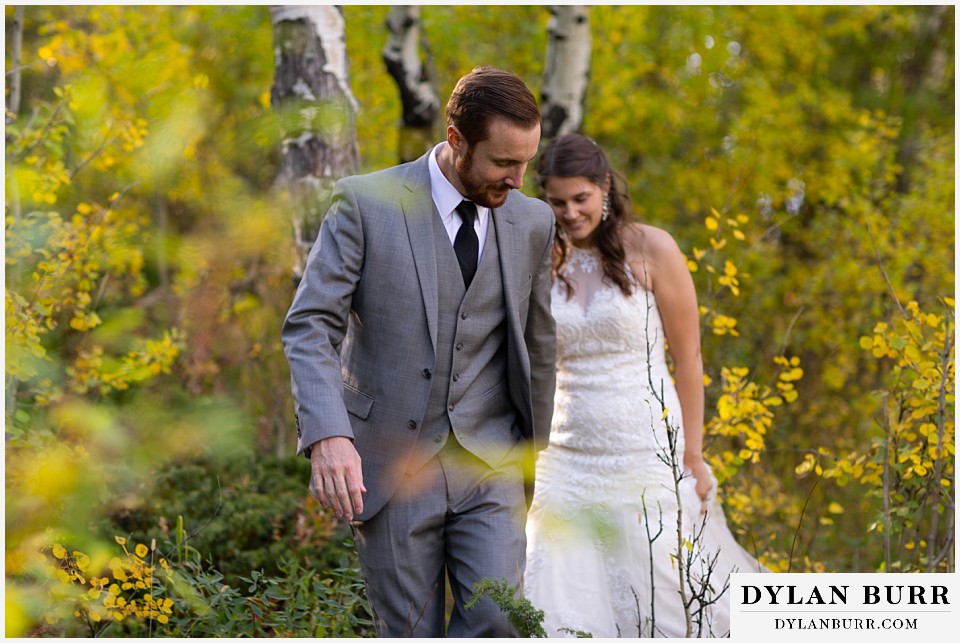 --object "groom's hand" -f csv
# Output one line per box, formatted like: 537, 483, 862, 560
310, 437, 366, 520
